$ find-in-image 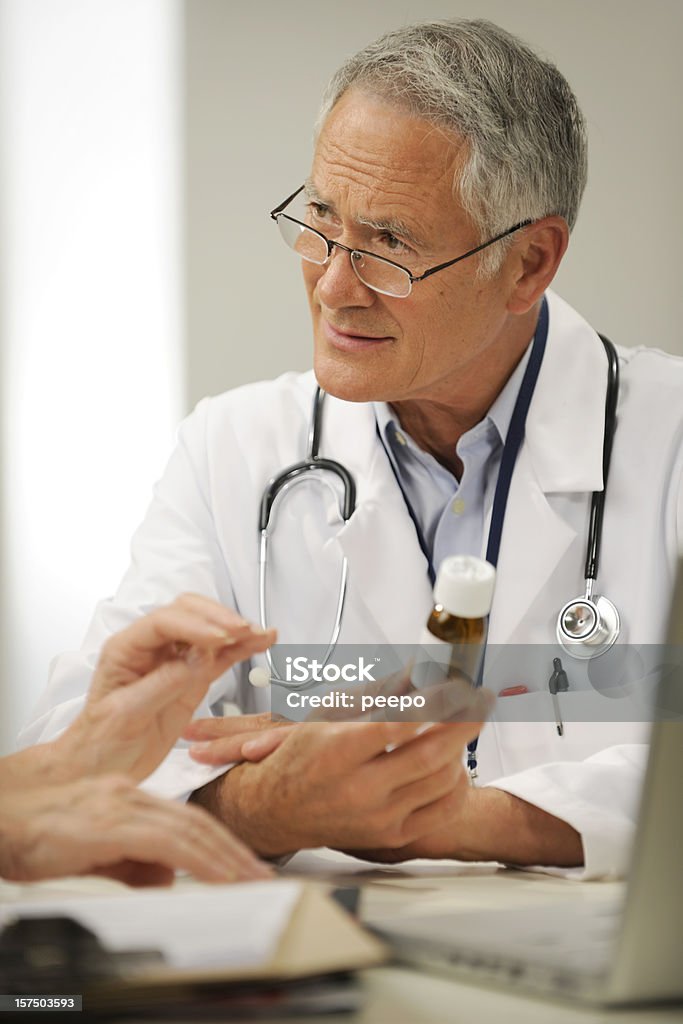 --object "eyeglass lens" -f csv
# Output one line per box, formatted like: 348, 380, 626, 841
276, 216, 412, 298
